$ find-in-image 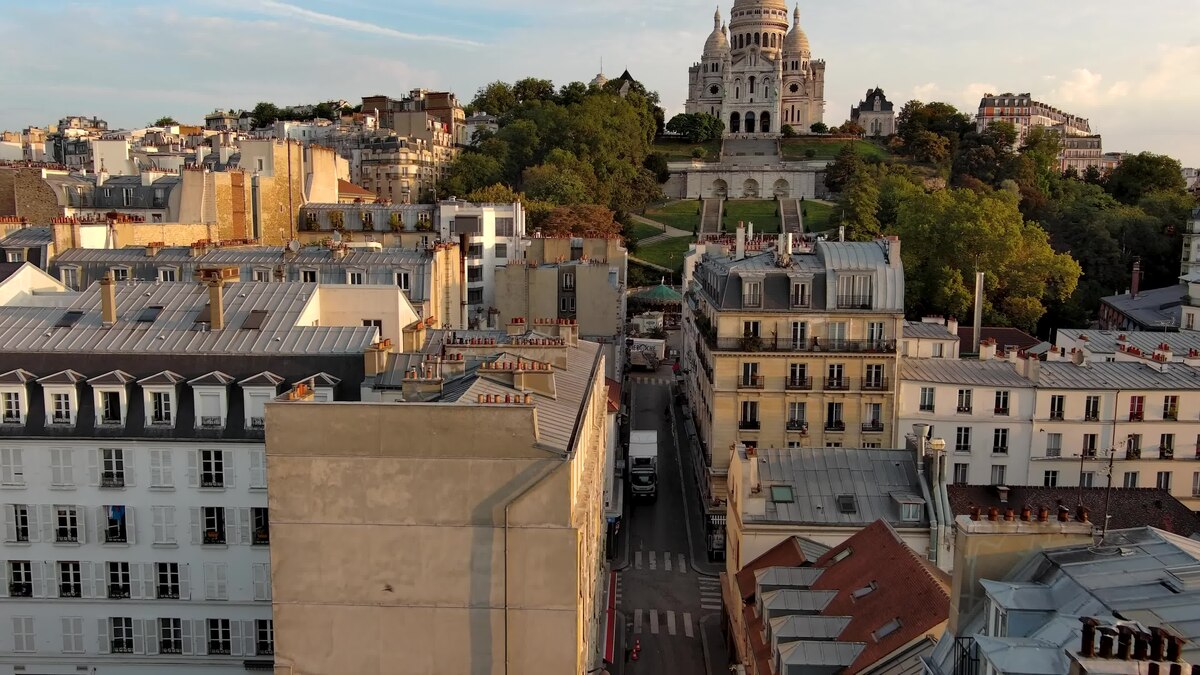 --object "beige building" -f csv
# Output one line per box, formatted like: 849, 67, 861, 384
849, 87, 896, 137
265, 323, 610, 675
